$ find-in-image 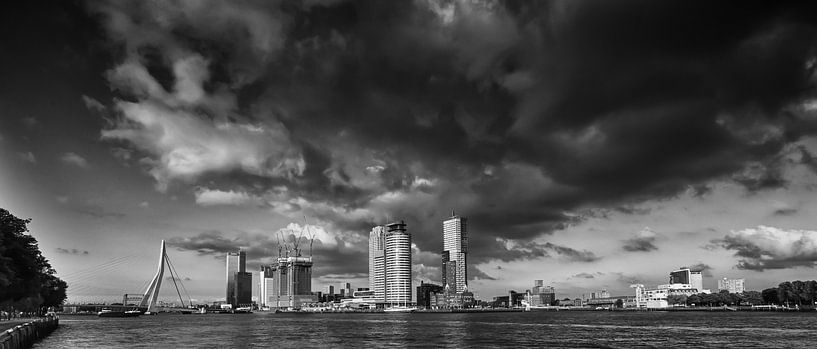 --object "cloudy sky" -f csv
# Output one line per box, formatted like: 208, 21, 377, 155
3, 0, 817, 302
